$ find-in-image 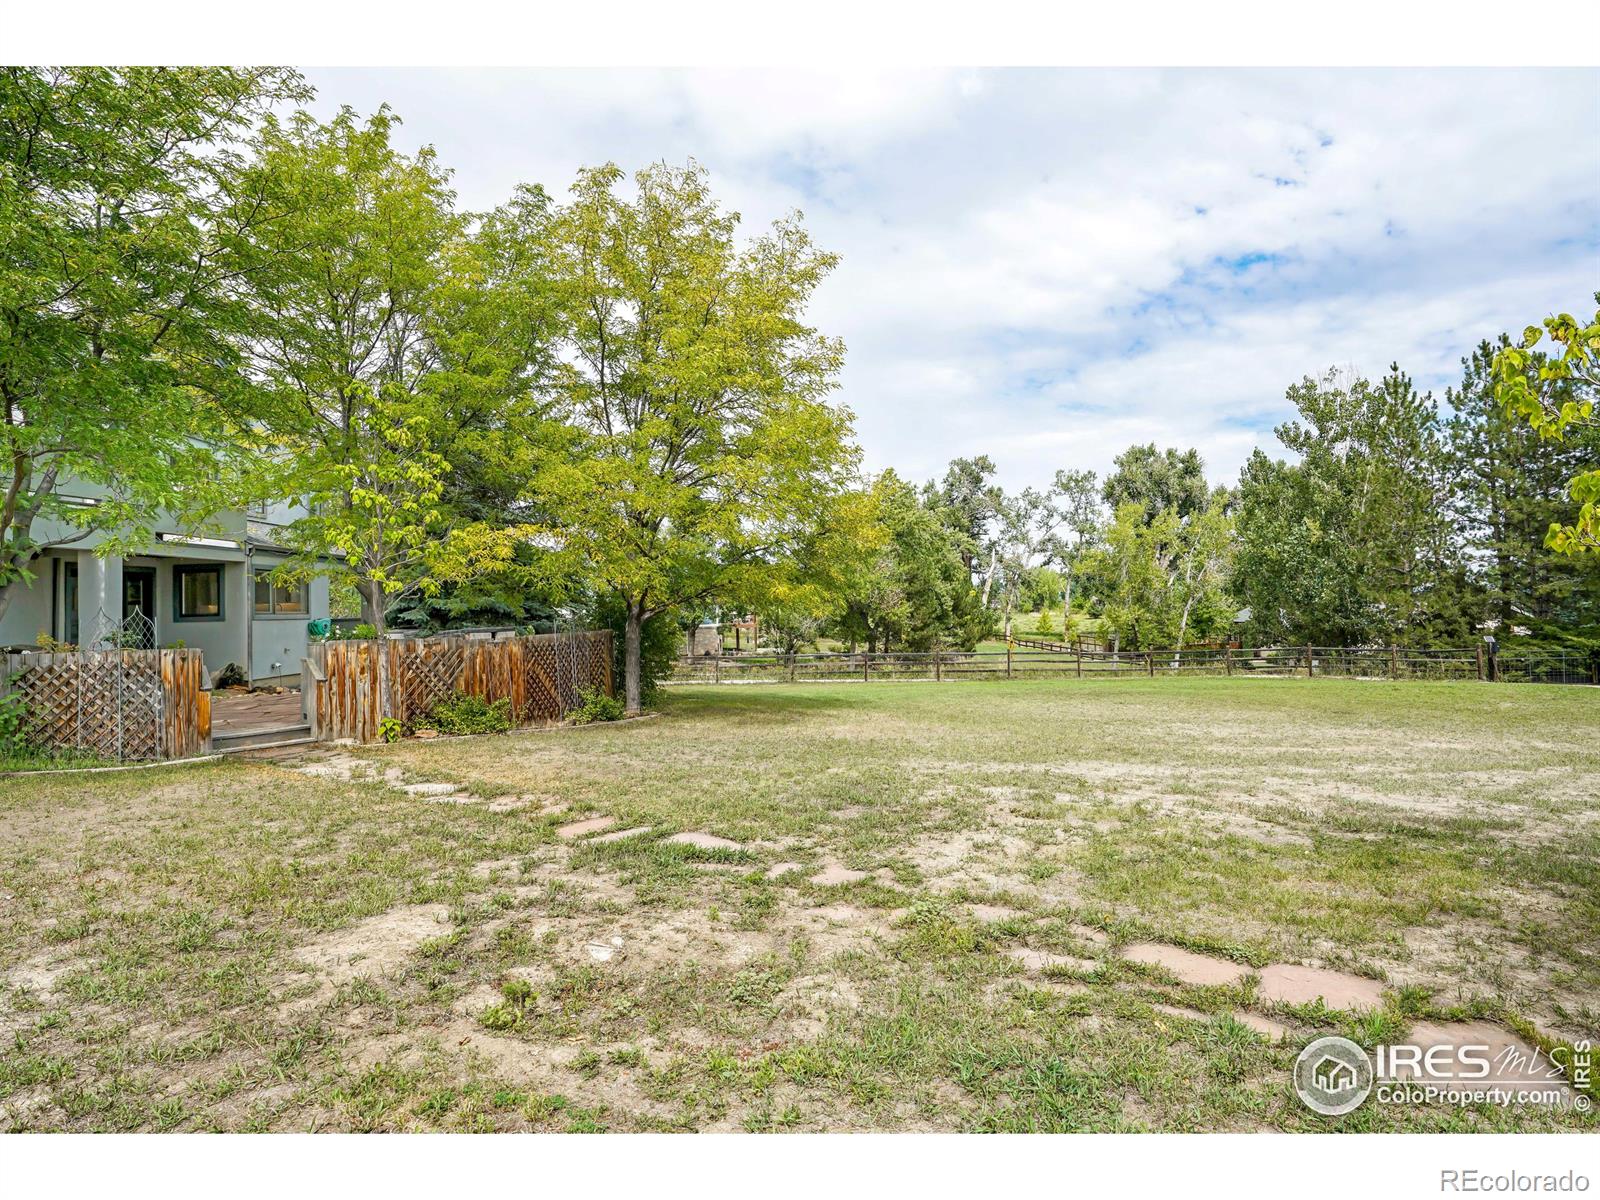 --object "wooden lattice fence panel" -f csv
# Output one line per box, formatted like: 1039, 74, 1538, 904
2, 648, 212, 762
305, 630, 613, 743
